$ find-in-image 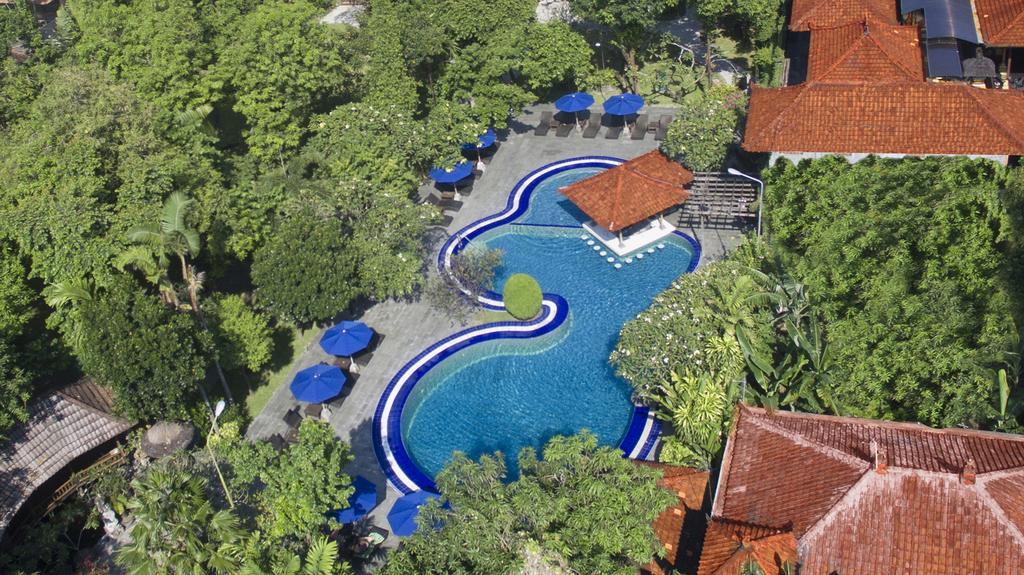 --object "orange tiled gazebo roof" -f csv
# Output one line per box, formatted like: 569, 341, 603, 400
559, 150, 693, 233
